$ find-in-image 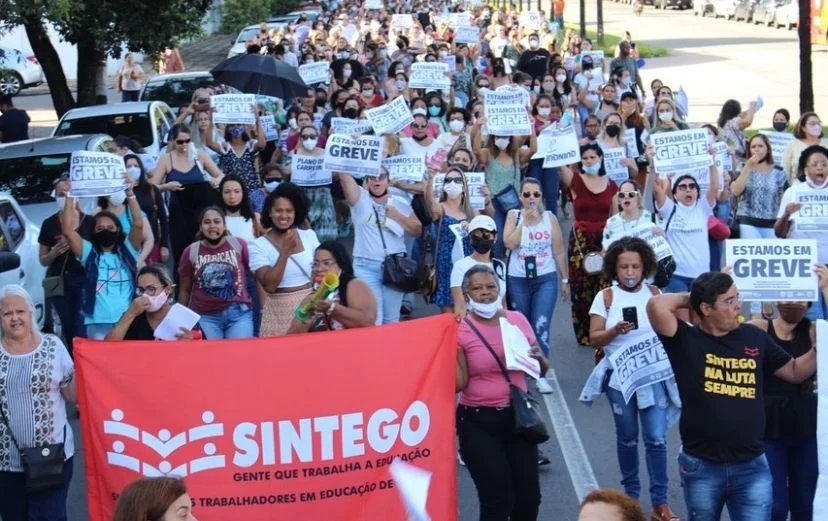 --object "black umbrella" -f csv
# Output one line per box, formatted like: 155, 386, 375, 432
210, 53, 310, 100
